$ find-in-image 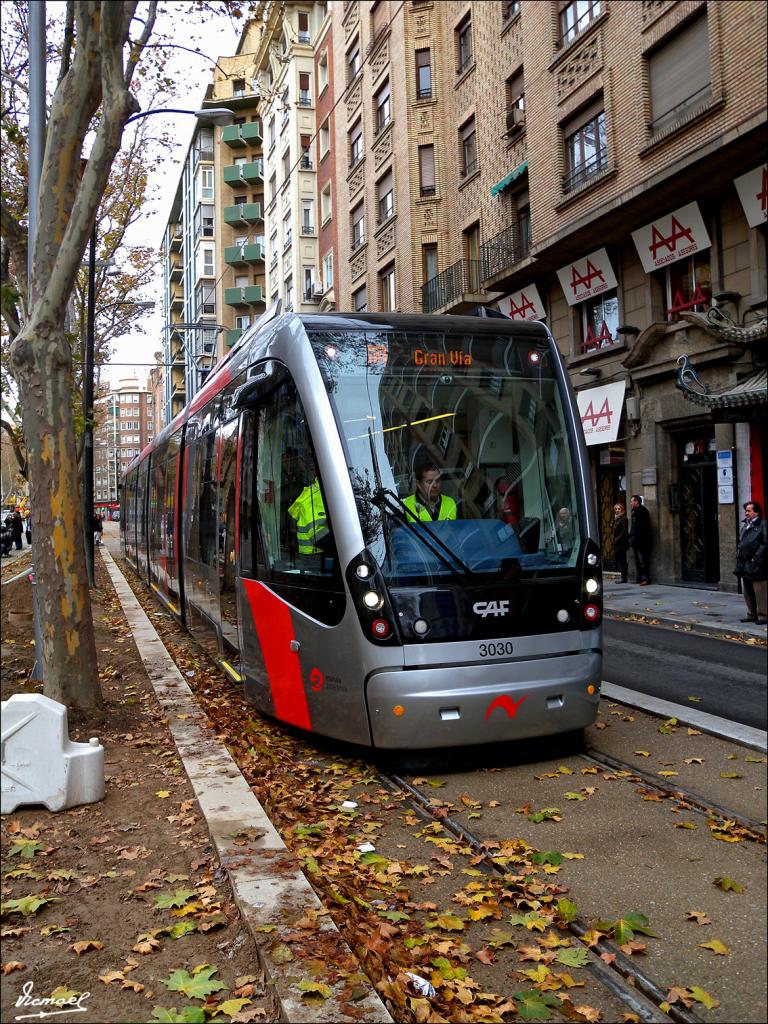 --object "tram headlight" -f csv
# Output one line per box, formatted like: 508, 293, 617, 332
585, 577, 600, 595
587, 553, 599, 567
363, 590, 383, 610
355, 564, 371, 579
